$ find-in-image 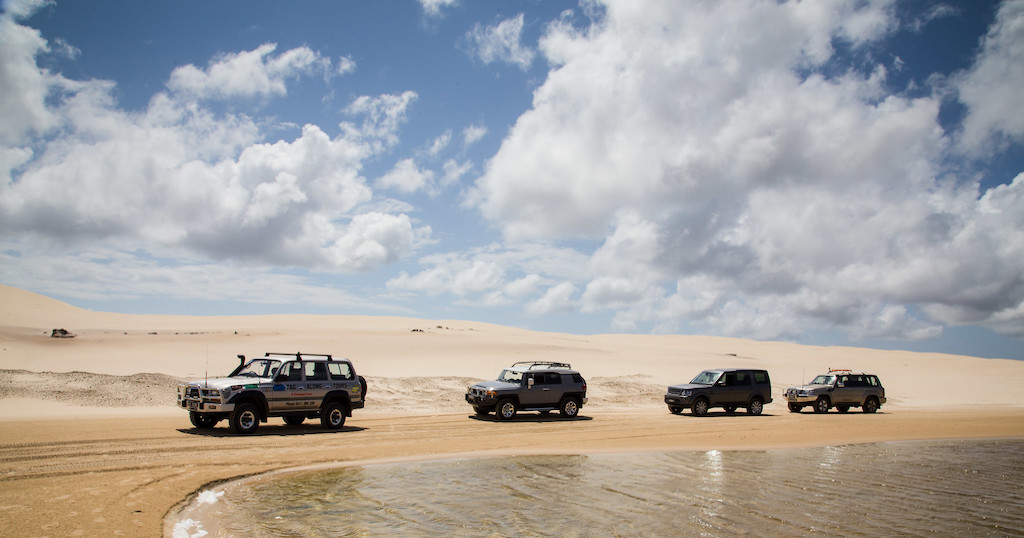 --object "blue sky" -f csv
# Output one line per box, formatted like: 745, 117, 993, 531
2, 0, 1023, 360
